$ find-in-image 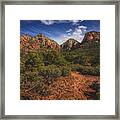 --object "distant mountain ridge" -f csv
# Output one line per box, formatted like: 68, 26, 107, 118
60, 38, 81, 51
61, 31, 100, 51
20, 31, 100, 51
